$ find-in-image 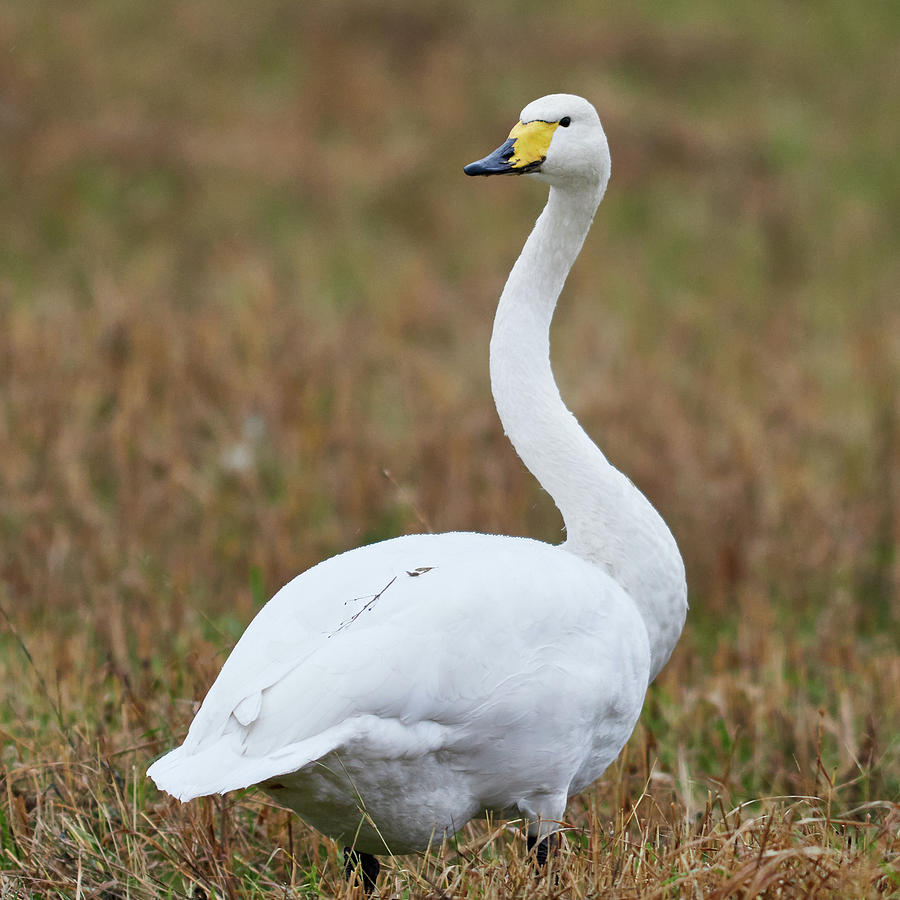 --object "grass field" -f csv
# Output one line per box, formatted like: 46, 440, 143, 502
1, 1, 898, 896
